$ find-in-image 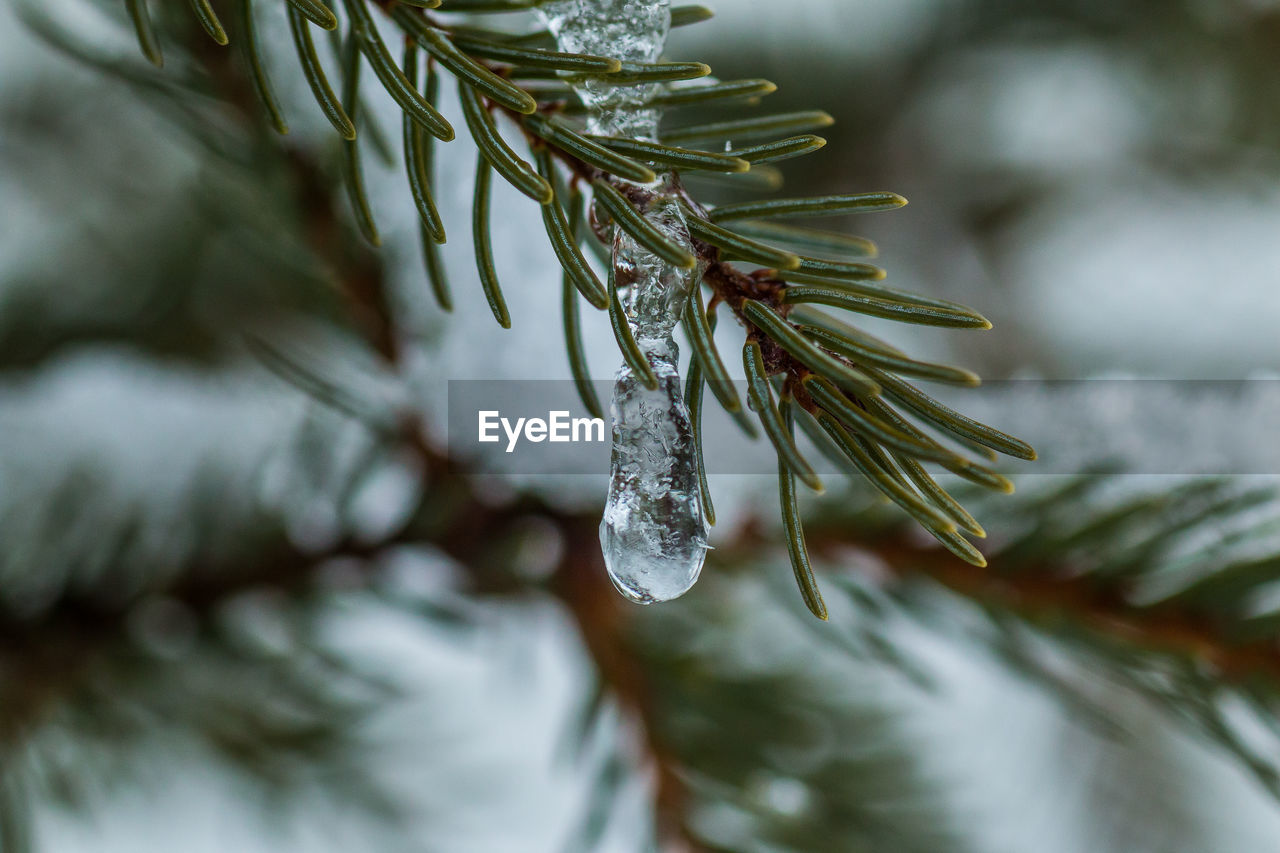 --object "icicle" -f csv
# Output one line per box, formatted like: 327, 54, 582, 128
540, 0, 709, 603
598, 219, 708, 603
